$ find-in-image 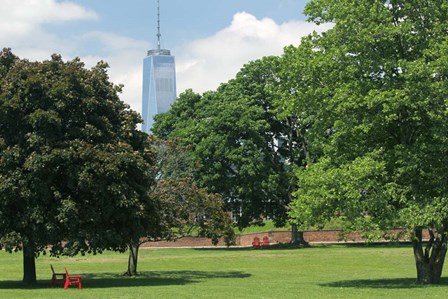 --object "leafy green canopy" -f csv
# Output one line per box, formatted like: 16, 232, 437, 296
0, 49, 157, 255
291, 0, 448, 237
288, 0, 448, 238
286, 1, 448, 283
153, 57, 295, 228
144, 140, 235, 245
